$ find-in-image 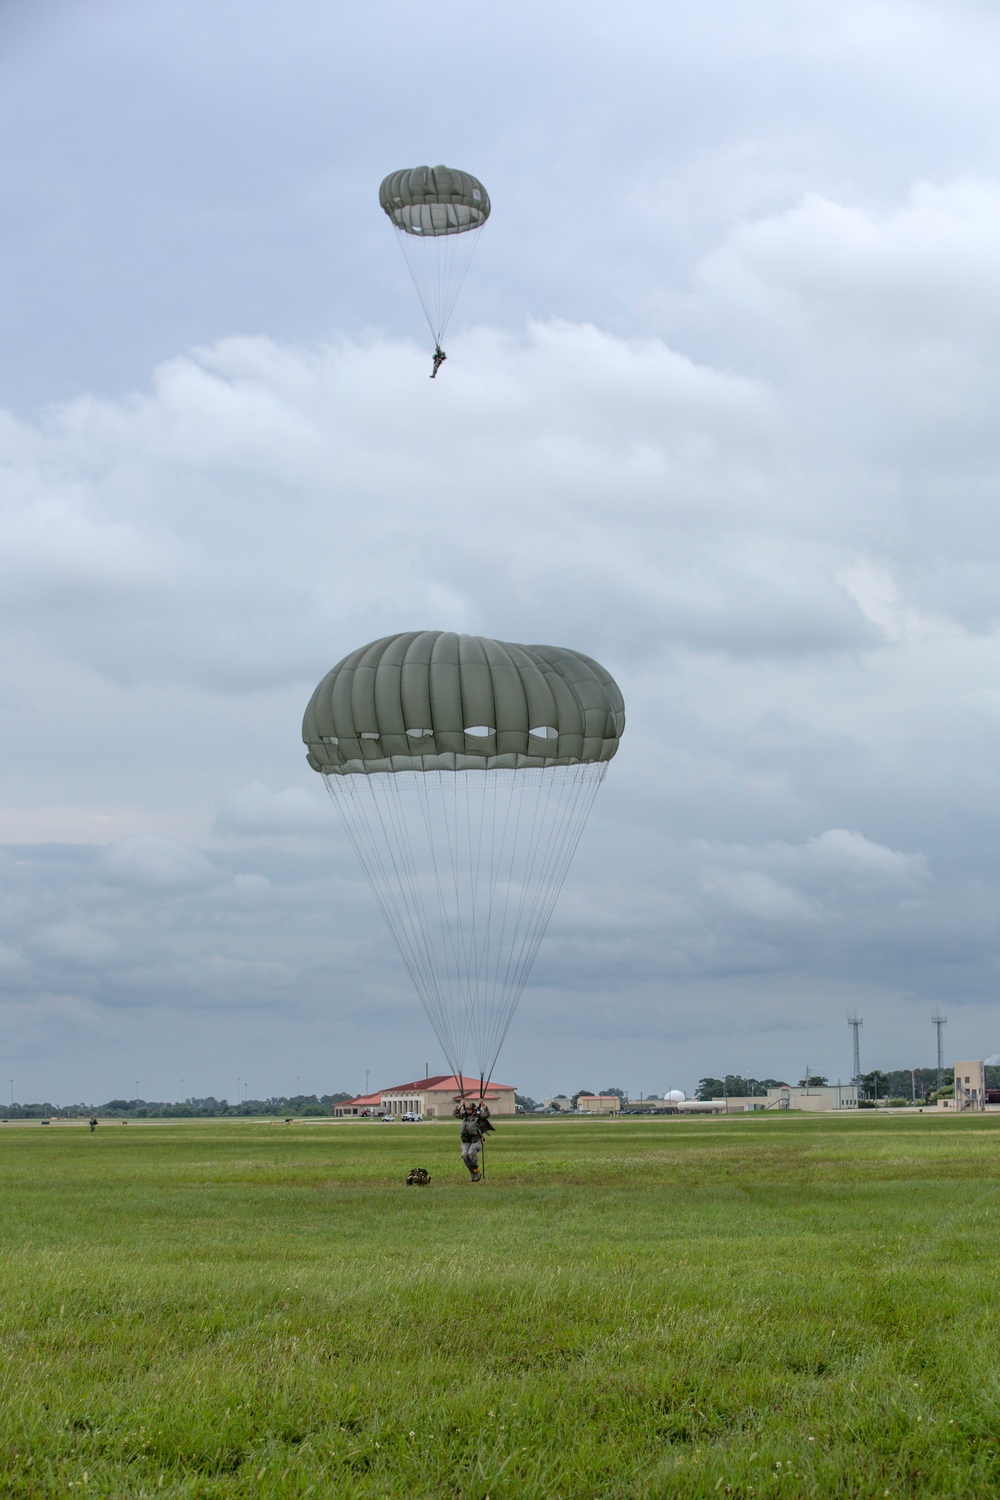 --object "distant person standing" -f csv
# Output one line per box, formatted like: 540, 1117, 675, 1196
453, 1098, 494, 1182
88, 1116, 98, 1132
